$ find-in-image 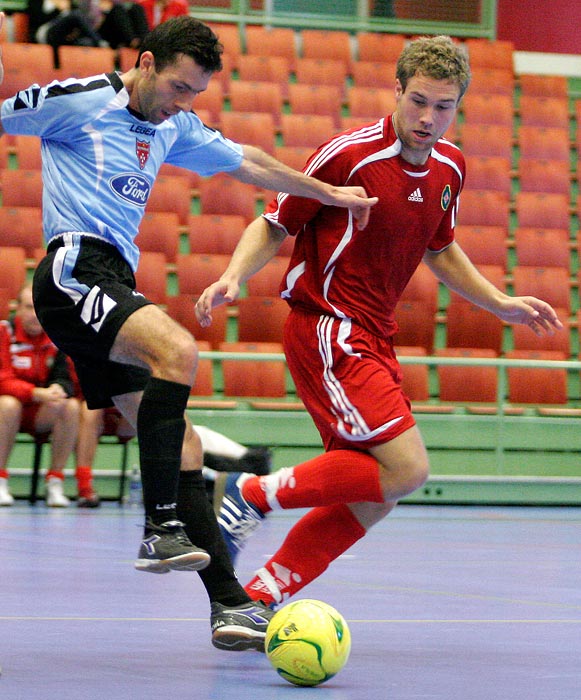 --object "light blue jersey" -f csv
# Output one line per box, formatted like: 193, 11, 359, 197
0, 71, 244, 271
